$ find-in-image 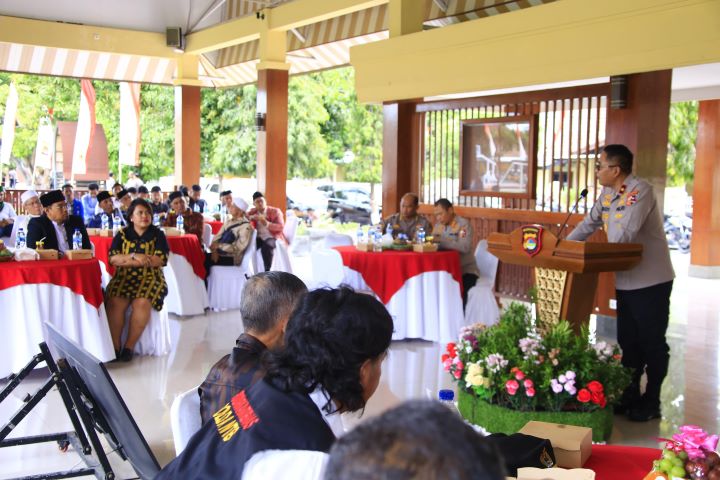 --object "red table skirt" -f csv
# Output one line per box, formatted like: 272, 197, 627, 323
90, 234, 206, 278
586, 444, 660, 480
334, 246, 462, 304
0, 258, 104, 308
207, 220, 223, 234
